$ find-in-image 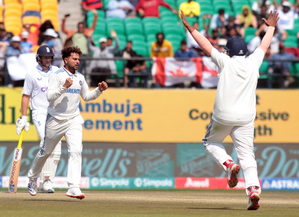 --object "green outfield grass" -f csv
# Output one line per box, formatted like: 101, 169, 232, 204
0, 189, 298, 217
